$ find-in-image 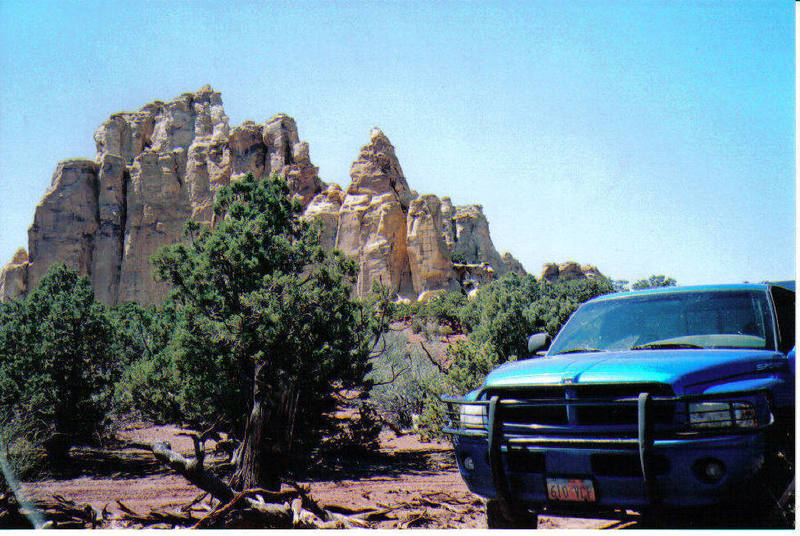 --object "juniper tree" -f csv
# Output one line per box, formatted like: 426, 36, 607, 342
0, 265, 114, 467
153, 173, 384, 490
